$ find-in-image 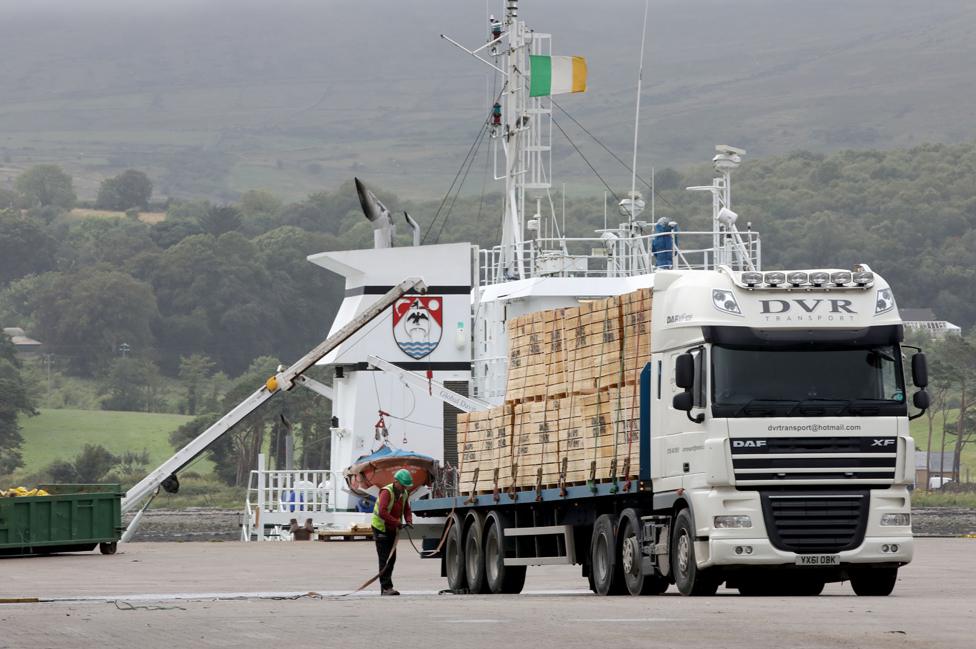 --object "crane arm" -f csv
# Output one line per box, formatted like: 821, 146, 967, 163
366, 354, 491, 413
121, 277, 427, 515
